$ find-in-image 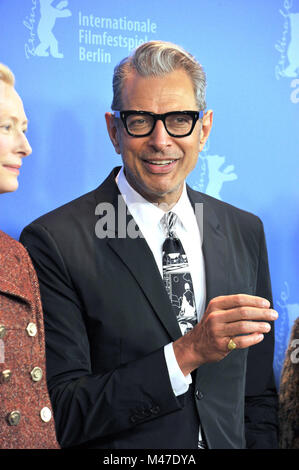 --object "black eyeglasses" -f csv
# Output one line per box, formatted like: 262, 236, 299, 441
114, 110, 204, 138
